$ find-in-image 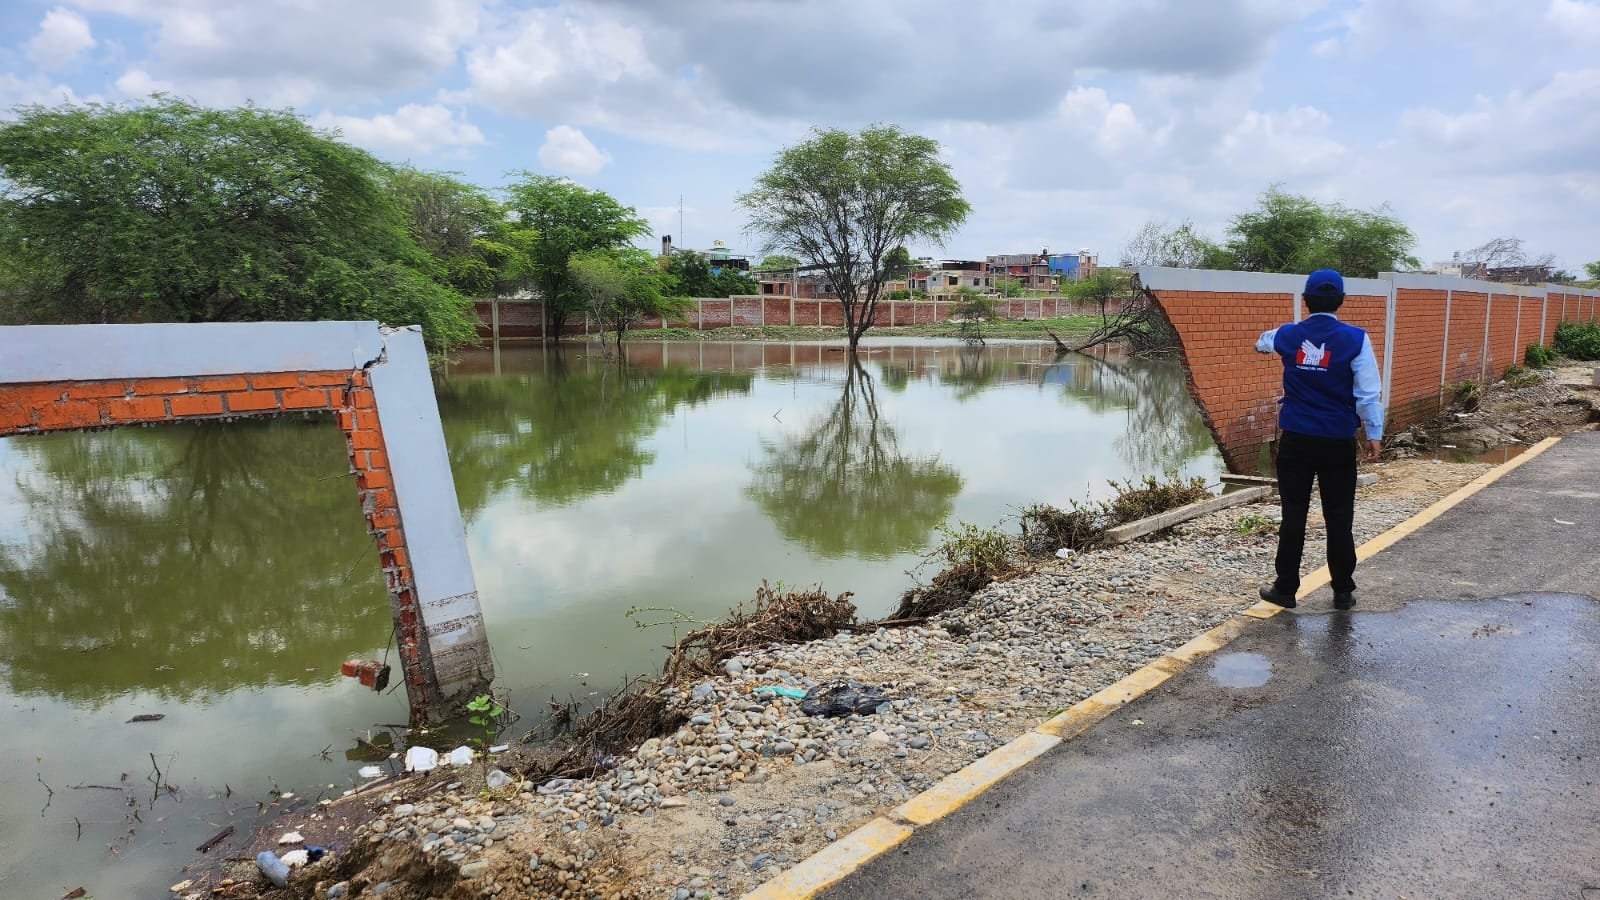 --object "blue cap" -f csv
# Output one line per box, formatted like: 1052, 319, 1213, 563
1304, 269, 1345, 298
